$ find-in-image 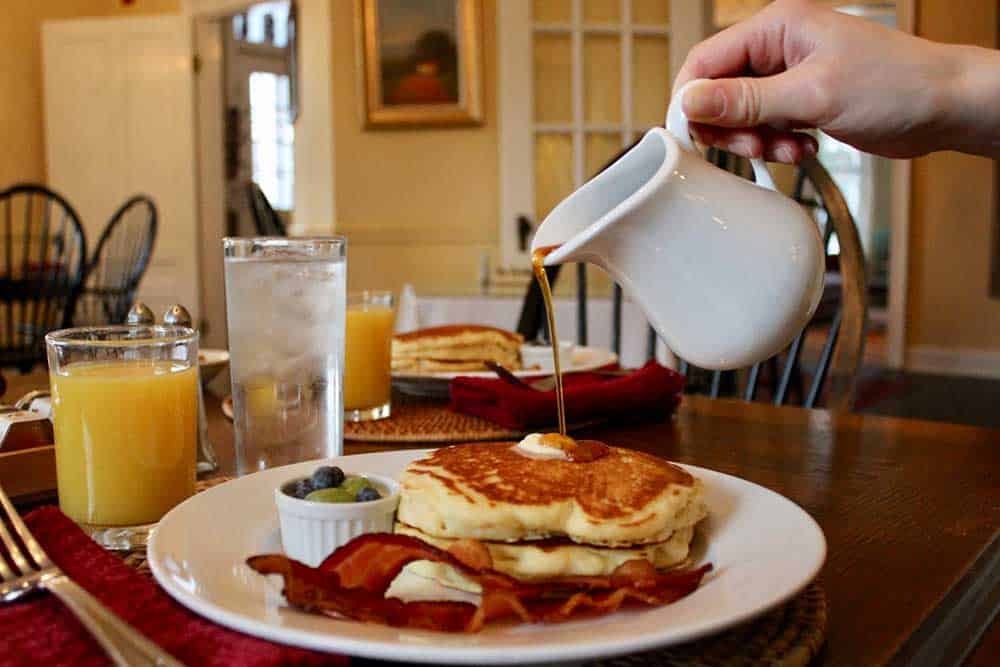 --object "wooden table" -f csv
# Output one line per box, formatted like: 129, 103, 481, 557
203, 394, 1000, 666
